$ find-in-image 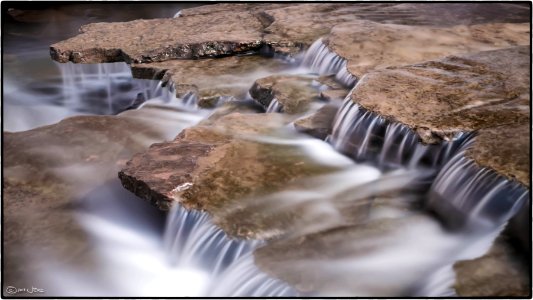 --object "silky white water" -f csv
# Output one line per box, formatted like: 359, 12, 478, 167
6, 10, 527, 295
